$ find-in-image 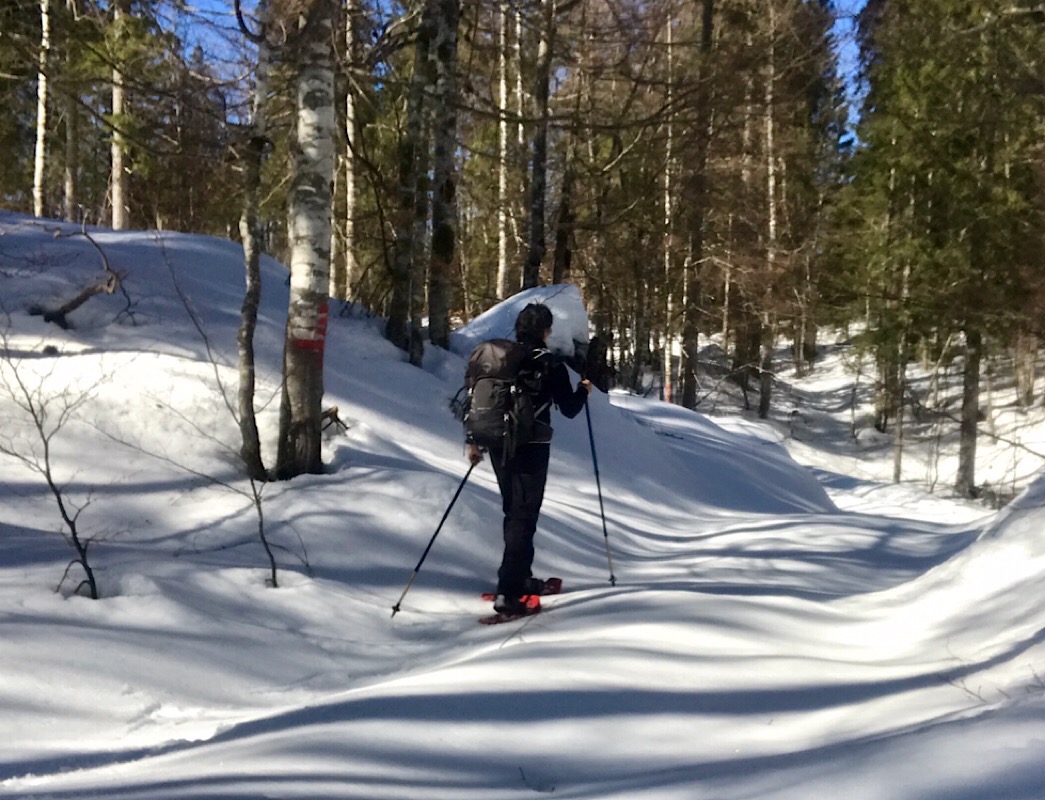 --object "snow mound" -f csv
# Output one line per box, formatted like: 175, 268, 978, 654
450, 284, 588, 359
